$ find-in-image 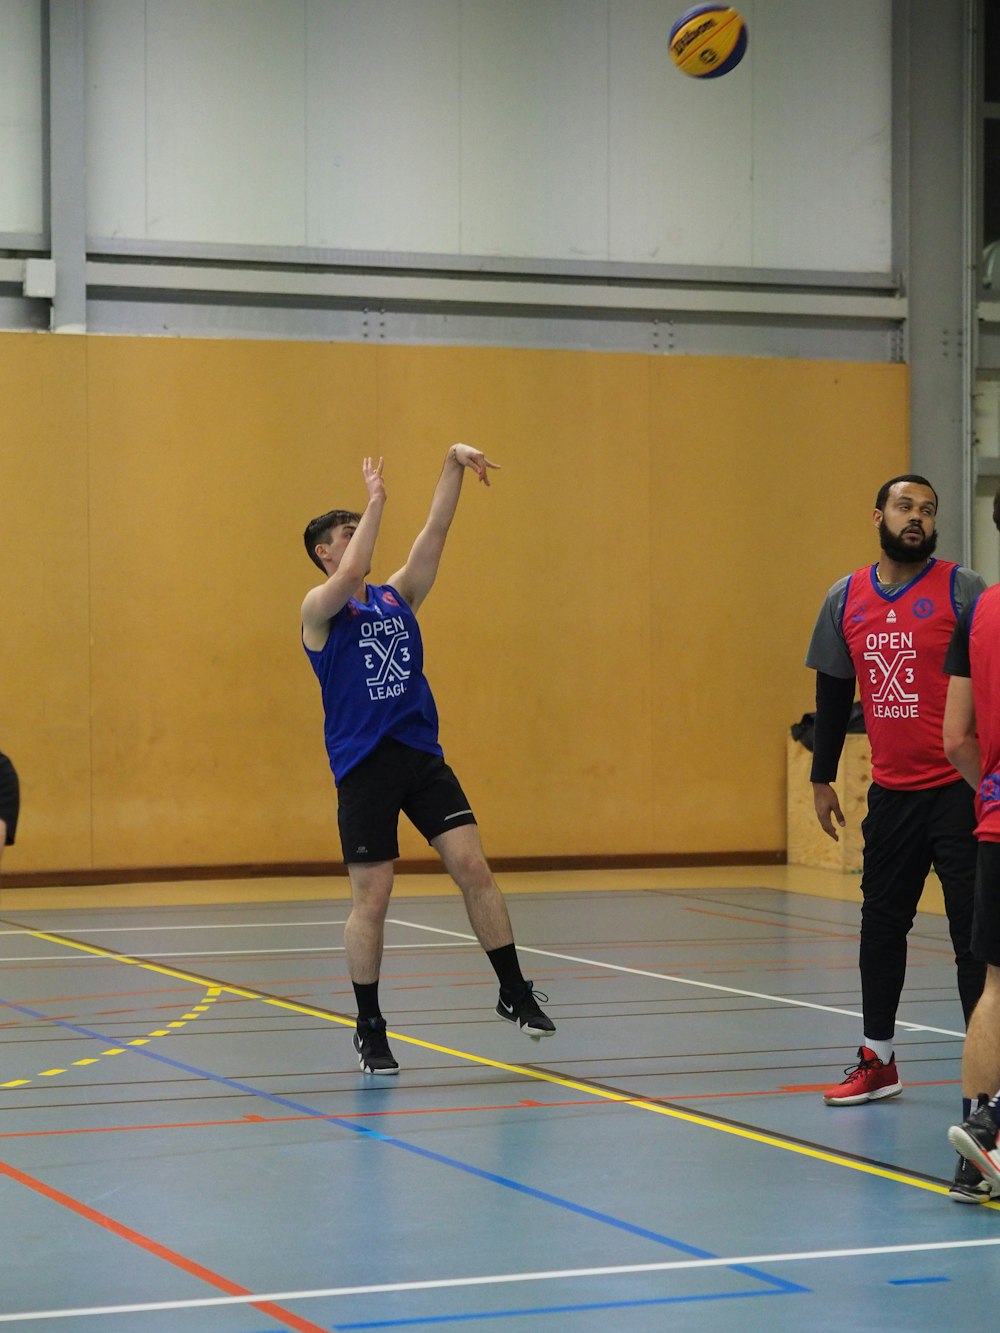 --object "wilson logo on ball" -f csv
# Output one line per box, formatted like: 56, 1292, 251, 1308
669, 4, 748, 79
